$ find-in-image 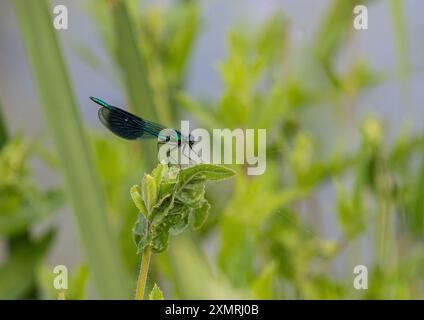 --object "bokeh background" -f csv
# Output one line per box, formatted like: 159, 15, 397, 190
1, 0, 424, 299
